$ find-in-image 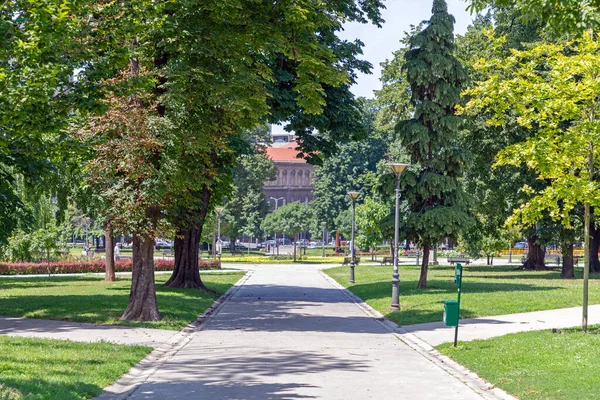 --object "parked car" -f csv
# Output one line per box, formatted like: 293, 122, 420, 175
296, 239, 309, 246
277, 238, 292, 245
514, 241, 528, 249
155, 239, 173, 249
